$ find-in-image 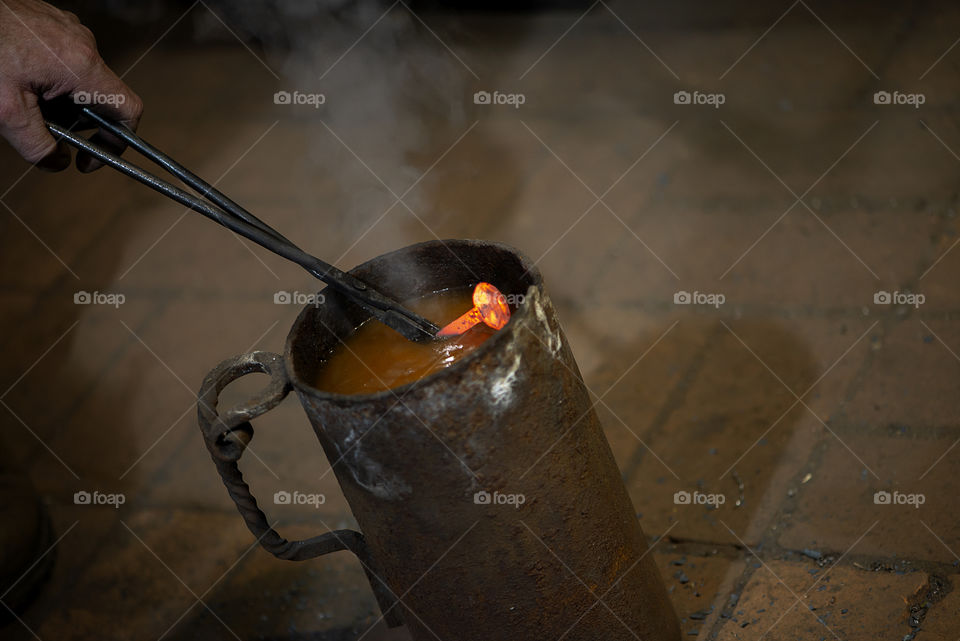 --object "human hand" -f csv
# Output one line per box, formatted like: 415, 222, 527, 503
0, 0, 142, 171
